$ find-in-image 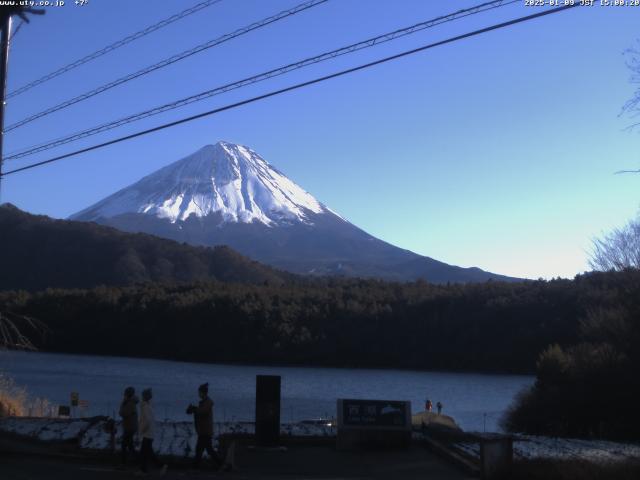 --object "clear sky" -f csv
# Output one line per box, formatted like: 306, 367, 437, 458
1, 0, 639, 280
